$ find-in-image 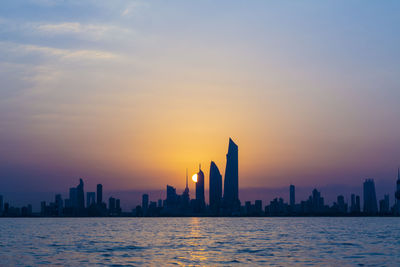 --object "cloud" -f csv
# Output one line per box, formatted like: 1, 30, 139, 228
37, 22, 83, 33
25, 44, 118, 60
0, 41, 119, 62
34, 22, 133, 41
